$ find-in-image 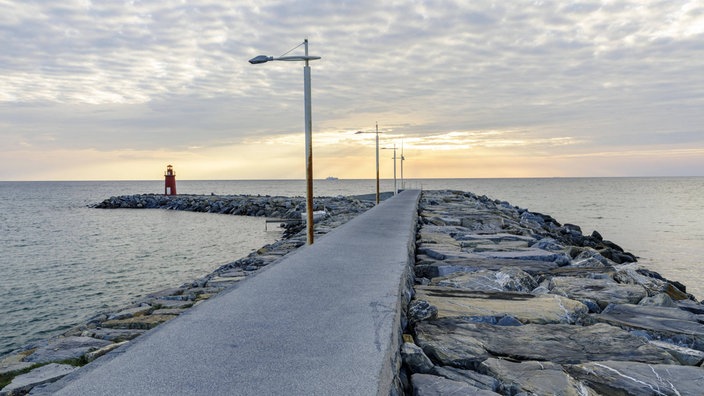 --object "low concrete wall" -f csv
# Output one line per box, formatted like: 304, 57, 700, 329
39, 190, 420, 396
